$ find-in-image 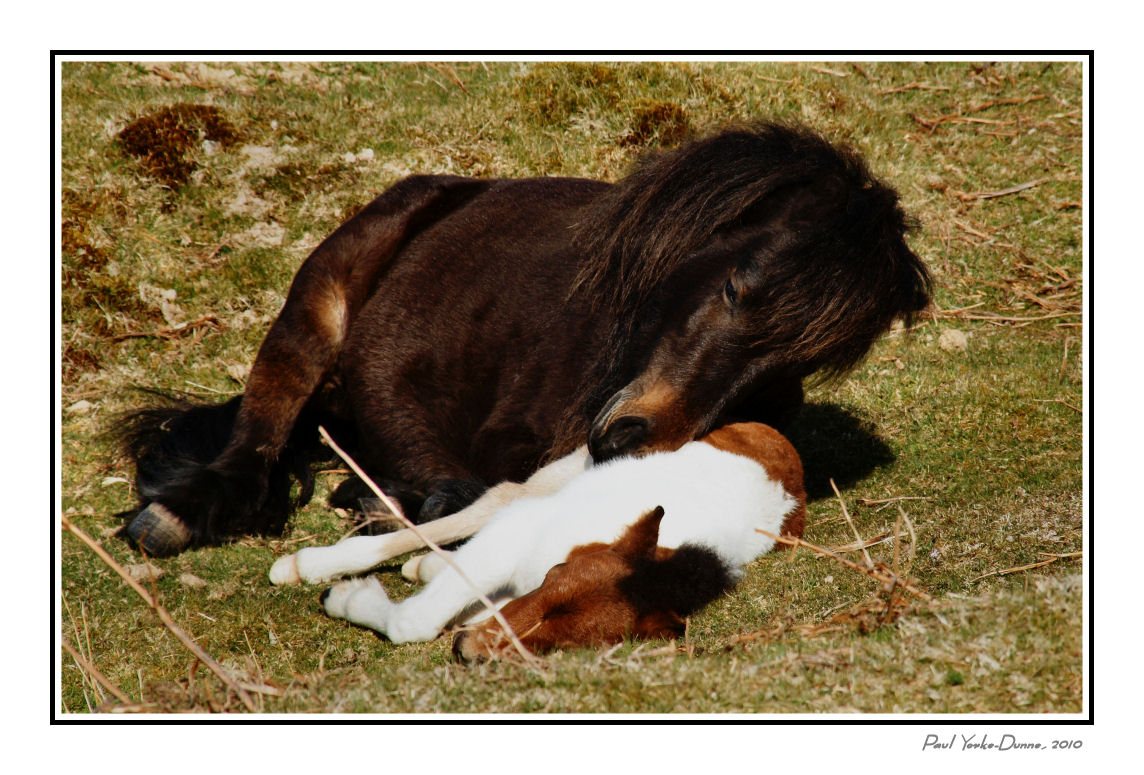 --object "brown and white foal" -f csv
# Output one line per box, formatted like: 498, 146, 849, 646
271, 423, 805, 660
